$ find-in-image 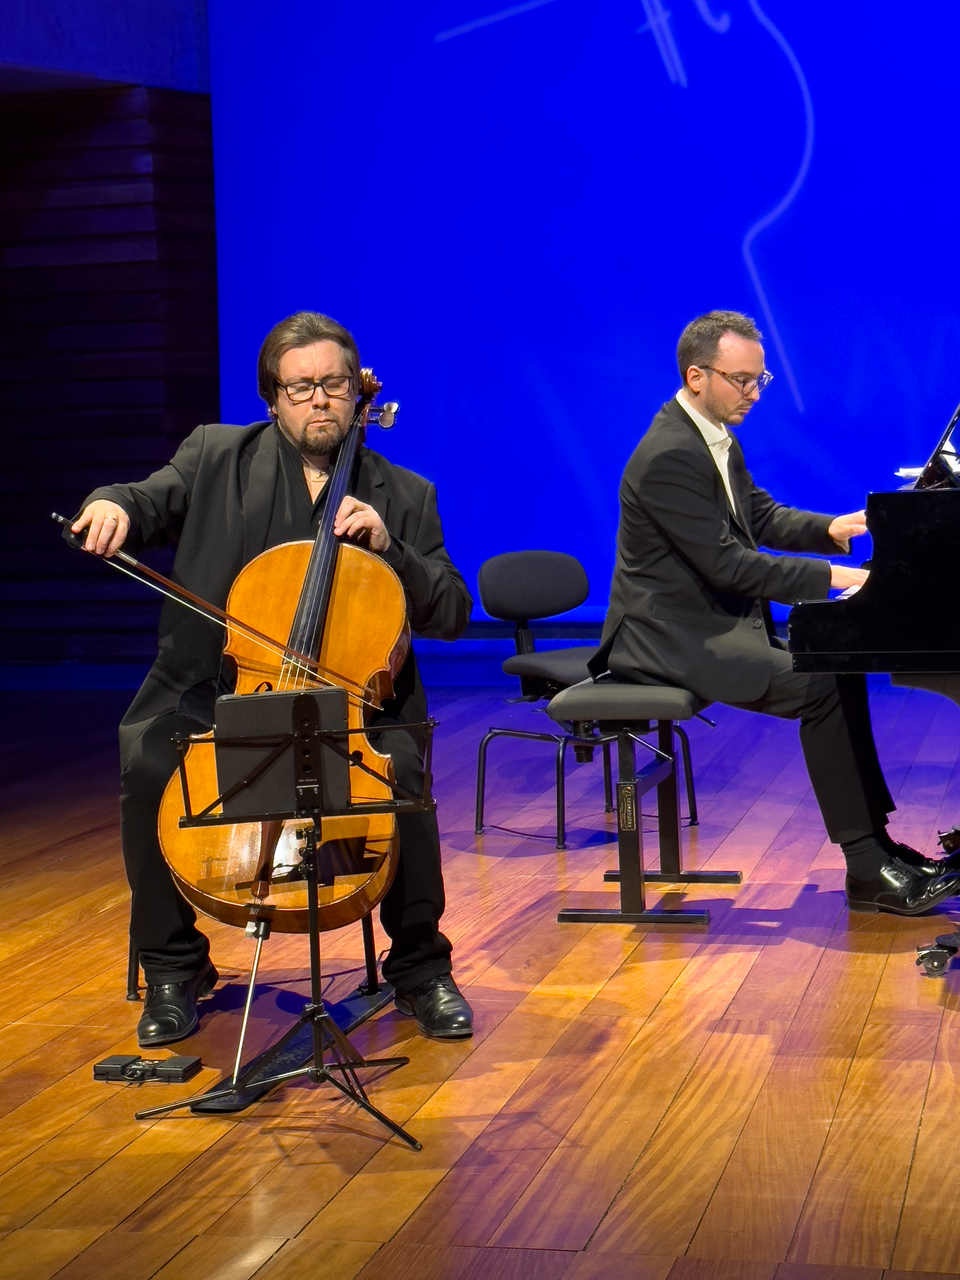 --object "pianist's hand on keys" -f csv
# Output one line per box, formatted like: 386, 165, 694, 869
830, 564, 869, 593
828, 510, 868, 547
